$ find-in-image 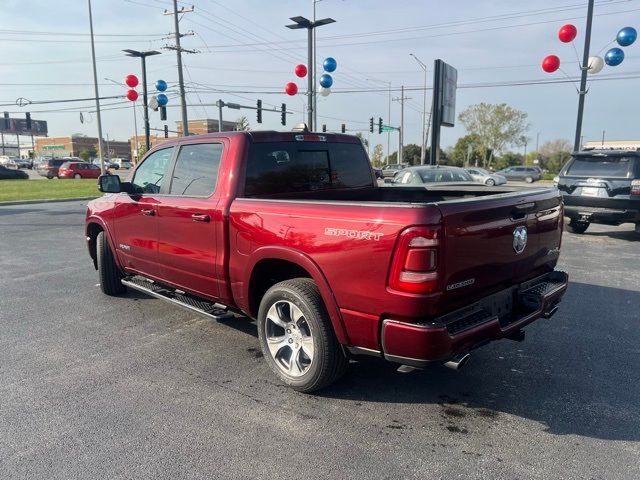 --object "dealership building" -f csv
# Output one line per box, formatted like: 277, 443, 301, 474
35, 136, 130, 159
